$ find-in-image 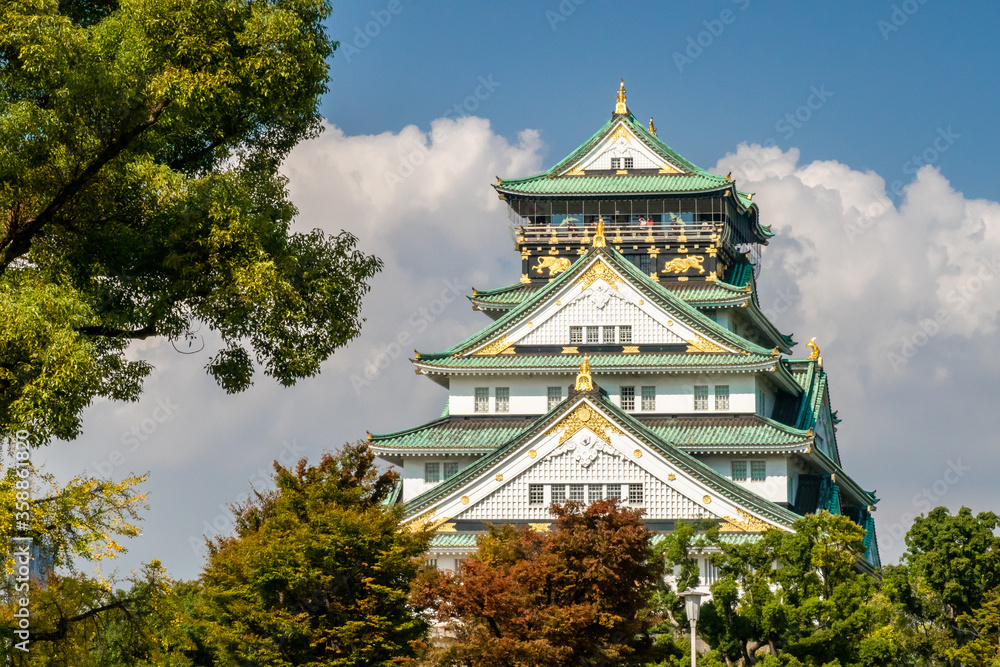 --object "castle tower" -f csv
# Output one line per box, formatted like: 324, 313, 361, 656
371, 83, 880, 579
